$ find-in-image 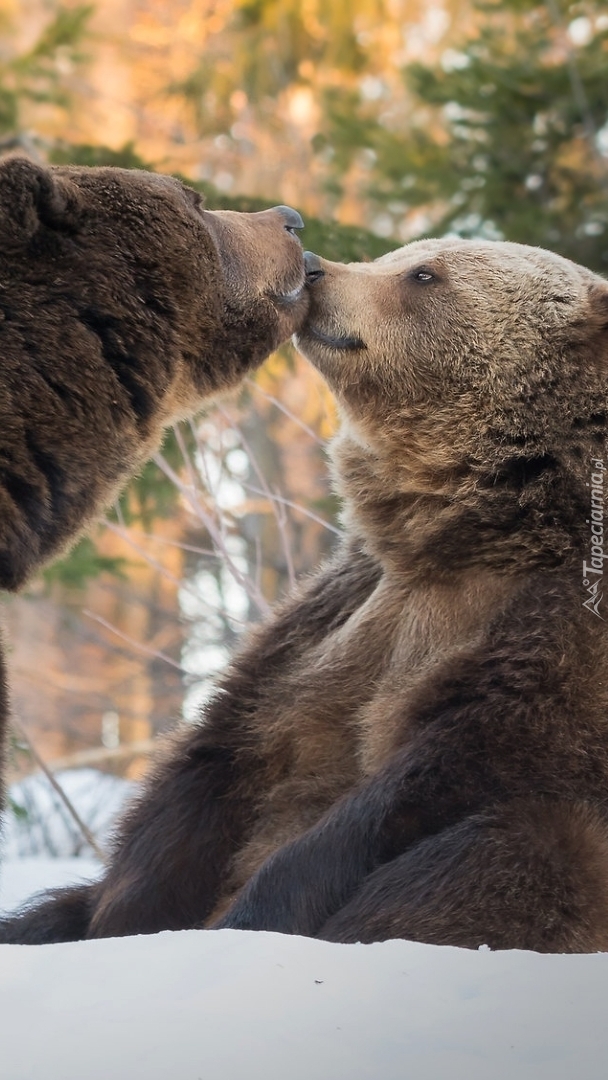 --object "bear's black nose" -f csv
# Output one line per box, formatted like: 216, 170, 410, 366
273, 206, 304, 231
304, 251, 325, 284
